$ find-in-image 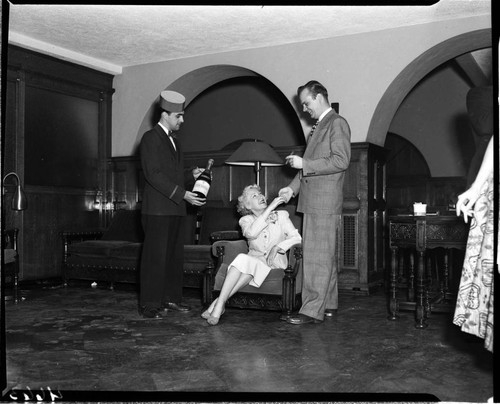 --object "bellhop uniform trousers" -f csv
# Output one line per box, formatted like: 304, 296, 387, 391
140, 214, 184, 308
